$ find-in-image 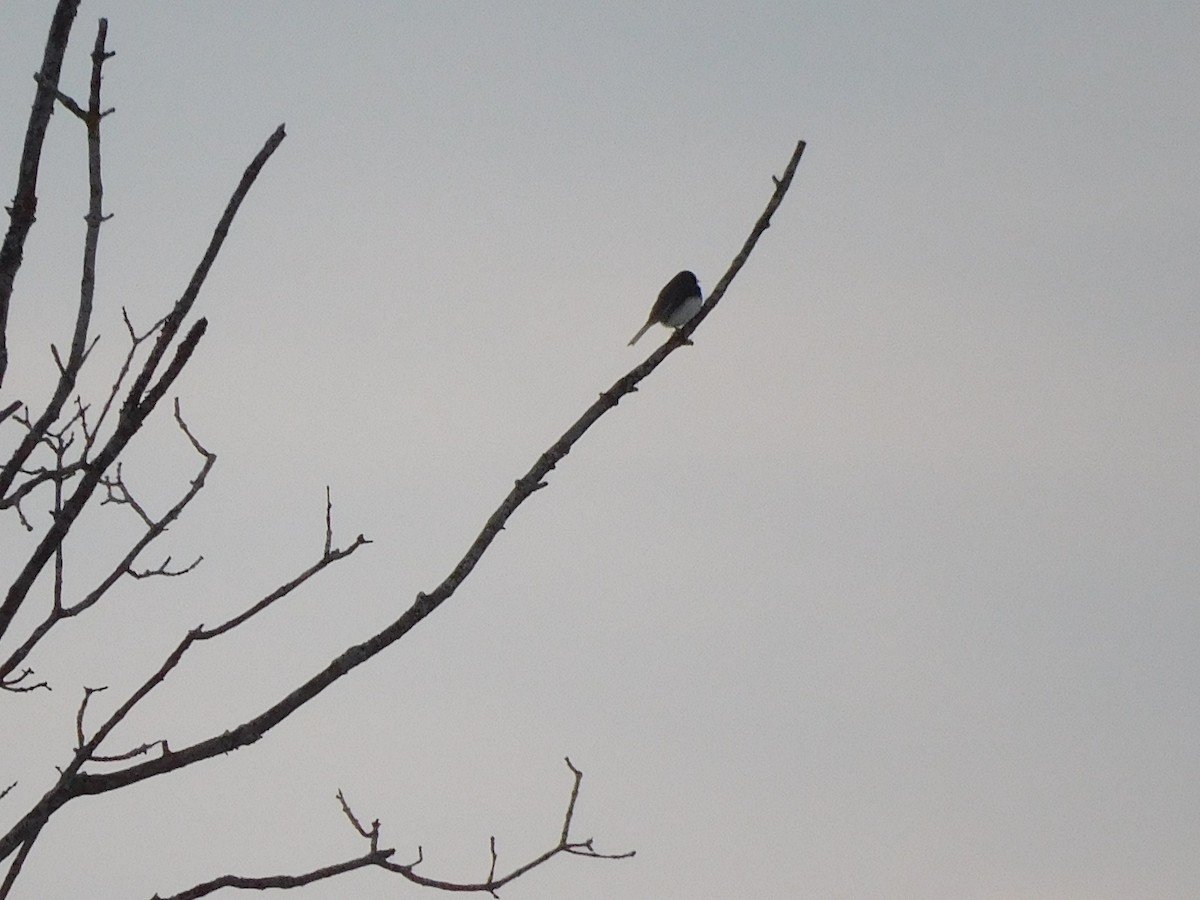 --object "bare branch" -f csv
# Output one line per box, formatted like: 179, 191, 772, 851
75, 685, 107, 748
561, 755, 583, 844
0, 17, 114, 502
10, 139, 805, 811
487, 835, 499, 891
377, 758, 634, 892
0, 0, 81, 390
324, 486, 333, 558
89, 739, 168, 764
200, 532, 370, 640
0, 400, 217, 682
100, 463, 154, 525
0, 460, 86, 511
74, 684, 169, 765
31, 73, 86, 120
0, 669, 48, 694
0, 834, 37, 900
679, 139, 807, 342
0, 122, 803, 898
0, 311, 169, 515
127, 556, 203, 579
0, 308, 166, 518
2, 514, 373, 840
83, 309, 168, 455
336, 790, 380, 849
0, 120, 284, 643
155, 760, 629, 899
124, 123, 286, 418
151, 851, 394, 900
